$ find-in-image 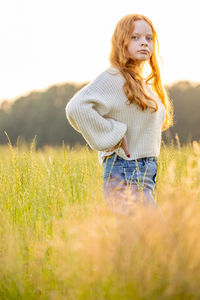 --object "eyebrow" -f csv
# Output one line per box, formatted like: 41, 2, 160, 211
133, 32, 153, 36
